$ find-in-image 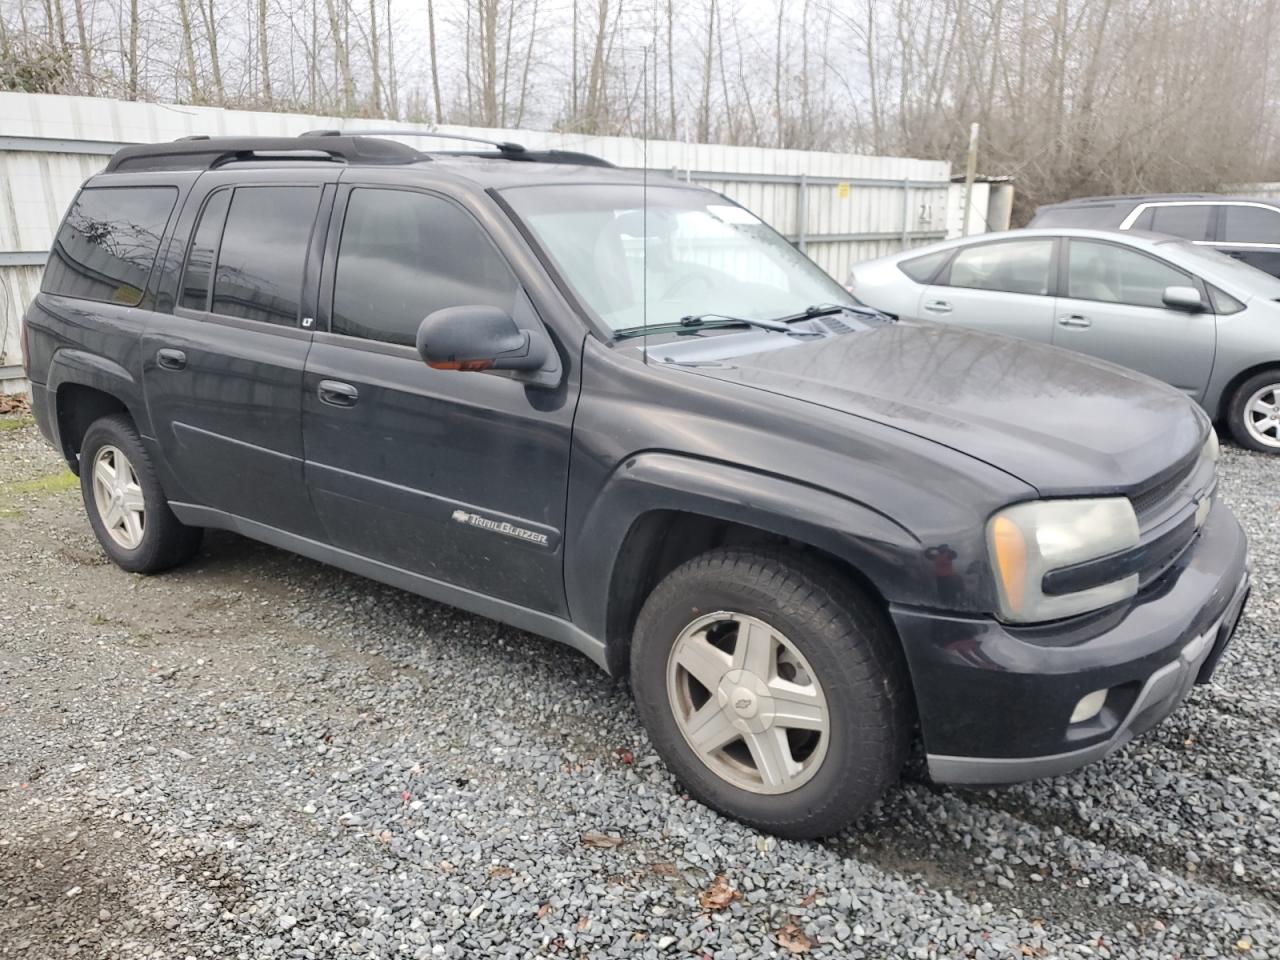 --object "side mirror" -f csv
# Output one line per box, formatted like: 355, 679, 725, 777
416, 305, 548, 372
1162, 285, 1205, 312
